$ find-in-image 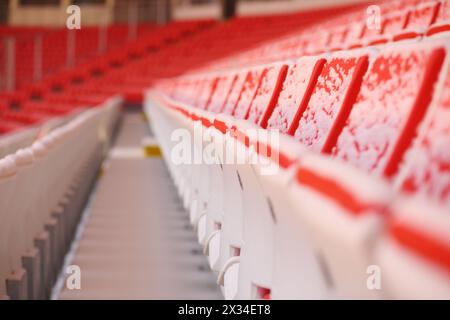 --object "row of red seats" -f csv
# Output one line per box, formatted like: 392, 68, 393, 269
1, 3, 358, 136
148, 0, 450, 299
0, 20, 216, 136
0, 24, 157, 91
208, 0, 450, 71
